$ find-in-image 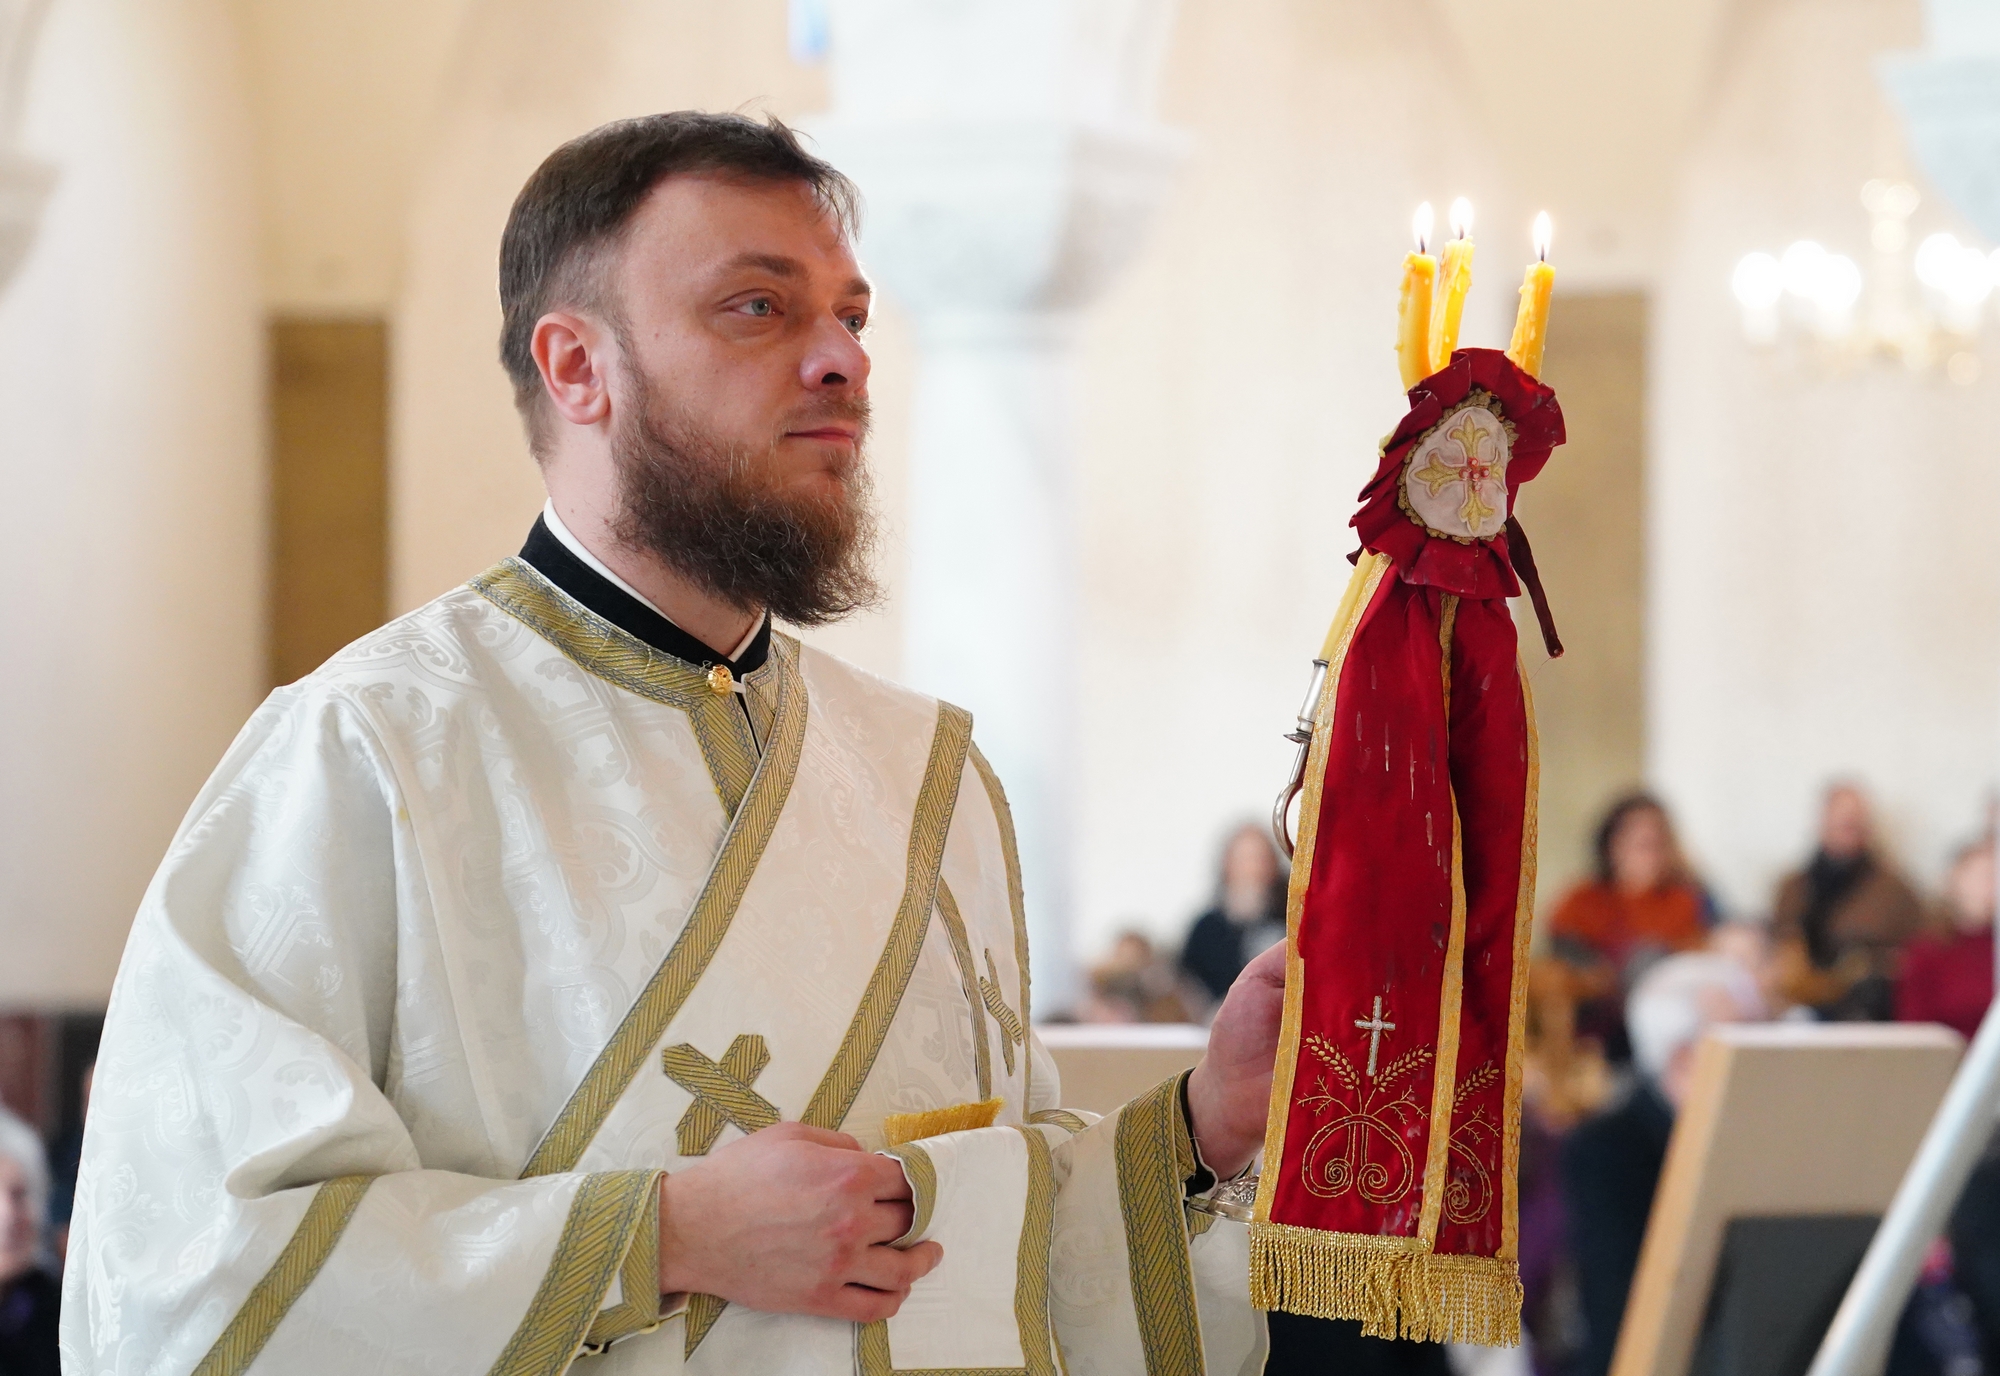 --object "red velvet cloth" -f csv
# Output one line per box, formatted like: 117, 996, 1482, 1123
1897, 929, 1994, 1042
1267, 577, 1530, 1252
